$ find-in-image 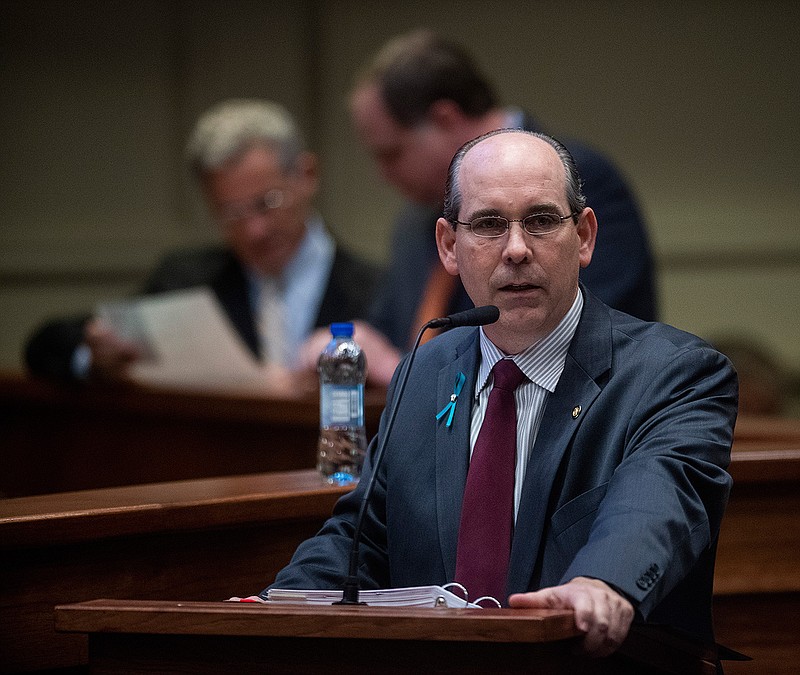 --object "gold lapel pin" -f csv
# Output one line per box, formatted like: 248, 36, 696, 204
572, 405, 582, 419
